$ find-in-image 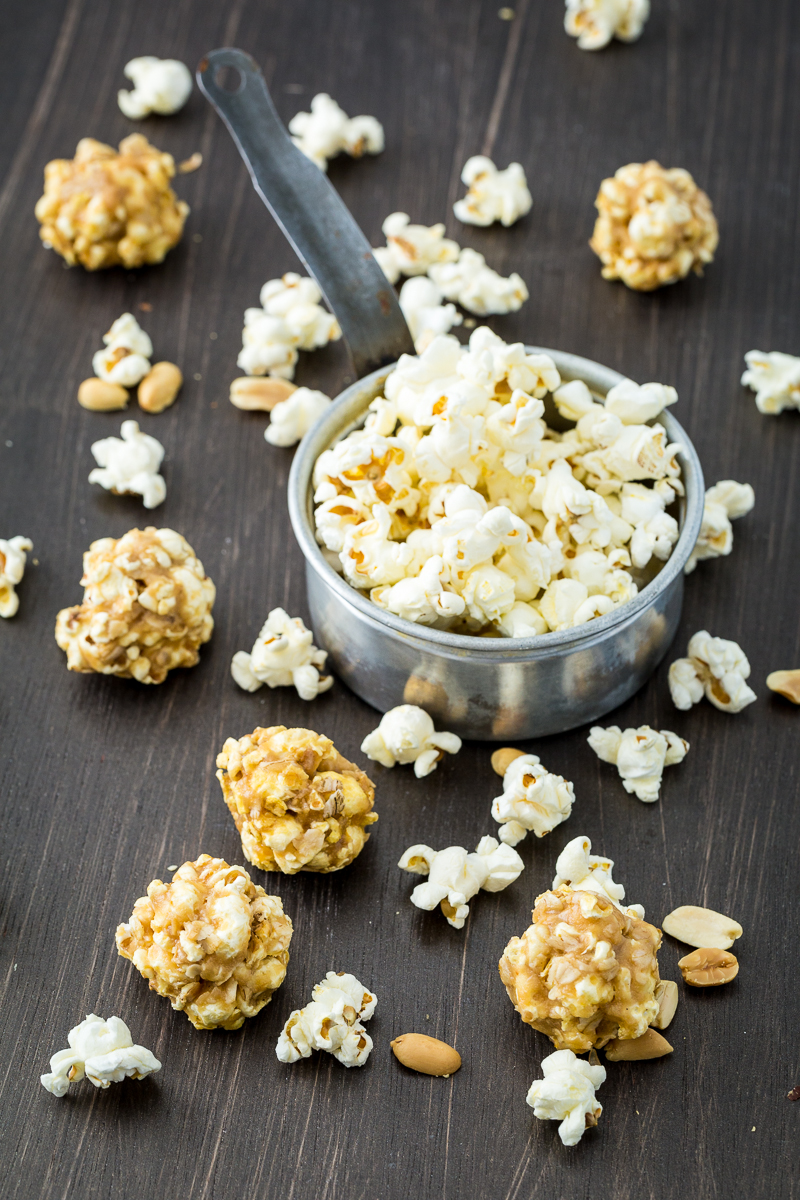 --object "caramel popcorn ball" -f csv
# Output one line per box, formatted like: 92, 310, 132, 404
55, 527, 215, 684
590, 161, 718, 291
216, 726, 377, 874
35, 134, 189, 270
499, 887, 661, 1052
116, 855, 292, 1031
